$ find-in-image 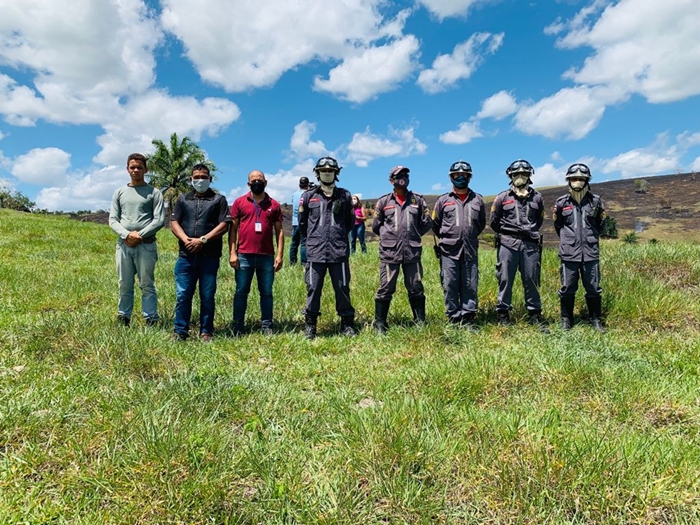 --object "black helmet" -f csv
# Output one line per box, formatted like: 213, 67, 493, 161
449, 160, 472, 175
565, 163, 592, 181
506, 159, 534, 177
313, 156, 341, 174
